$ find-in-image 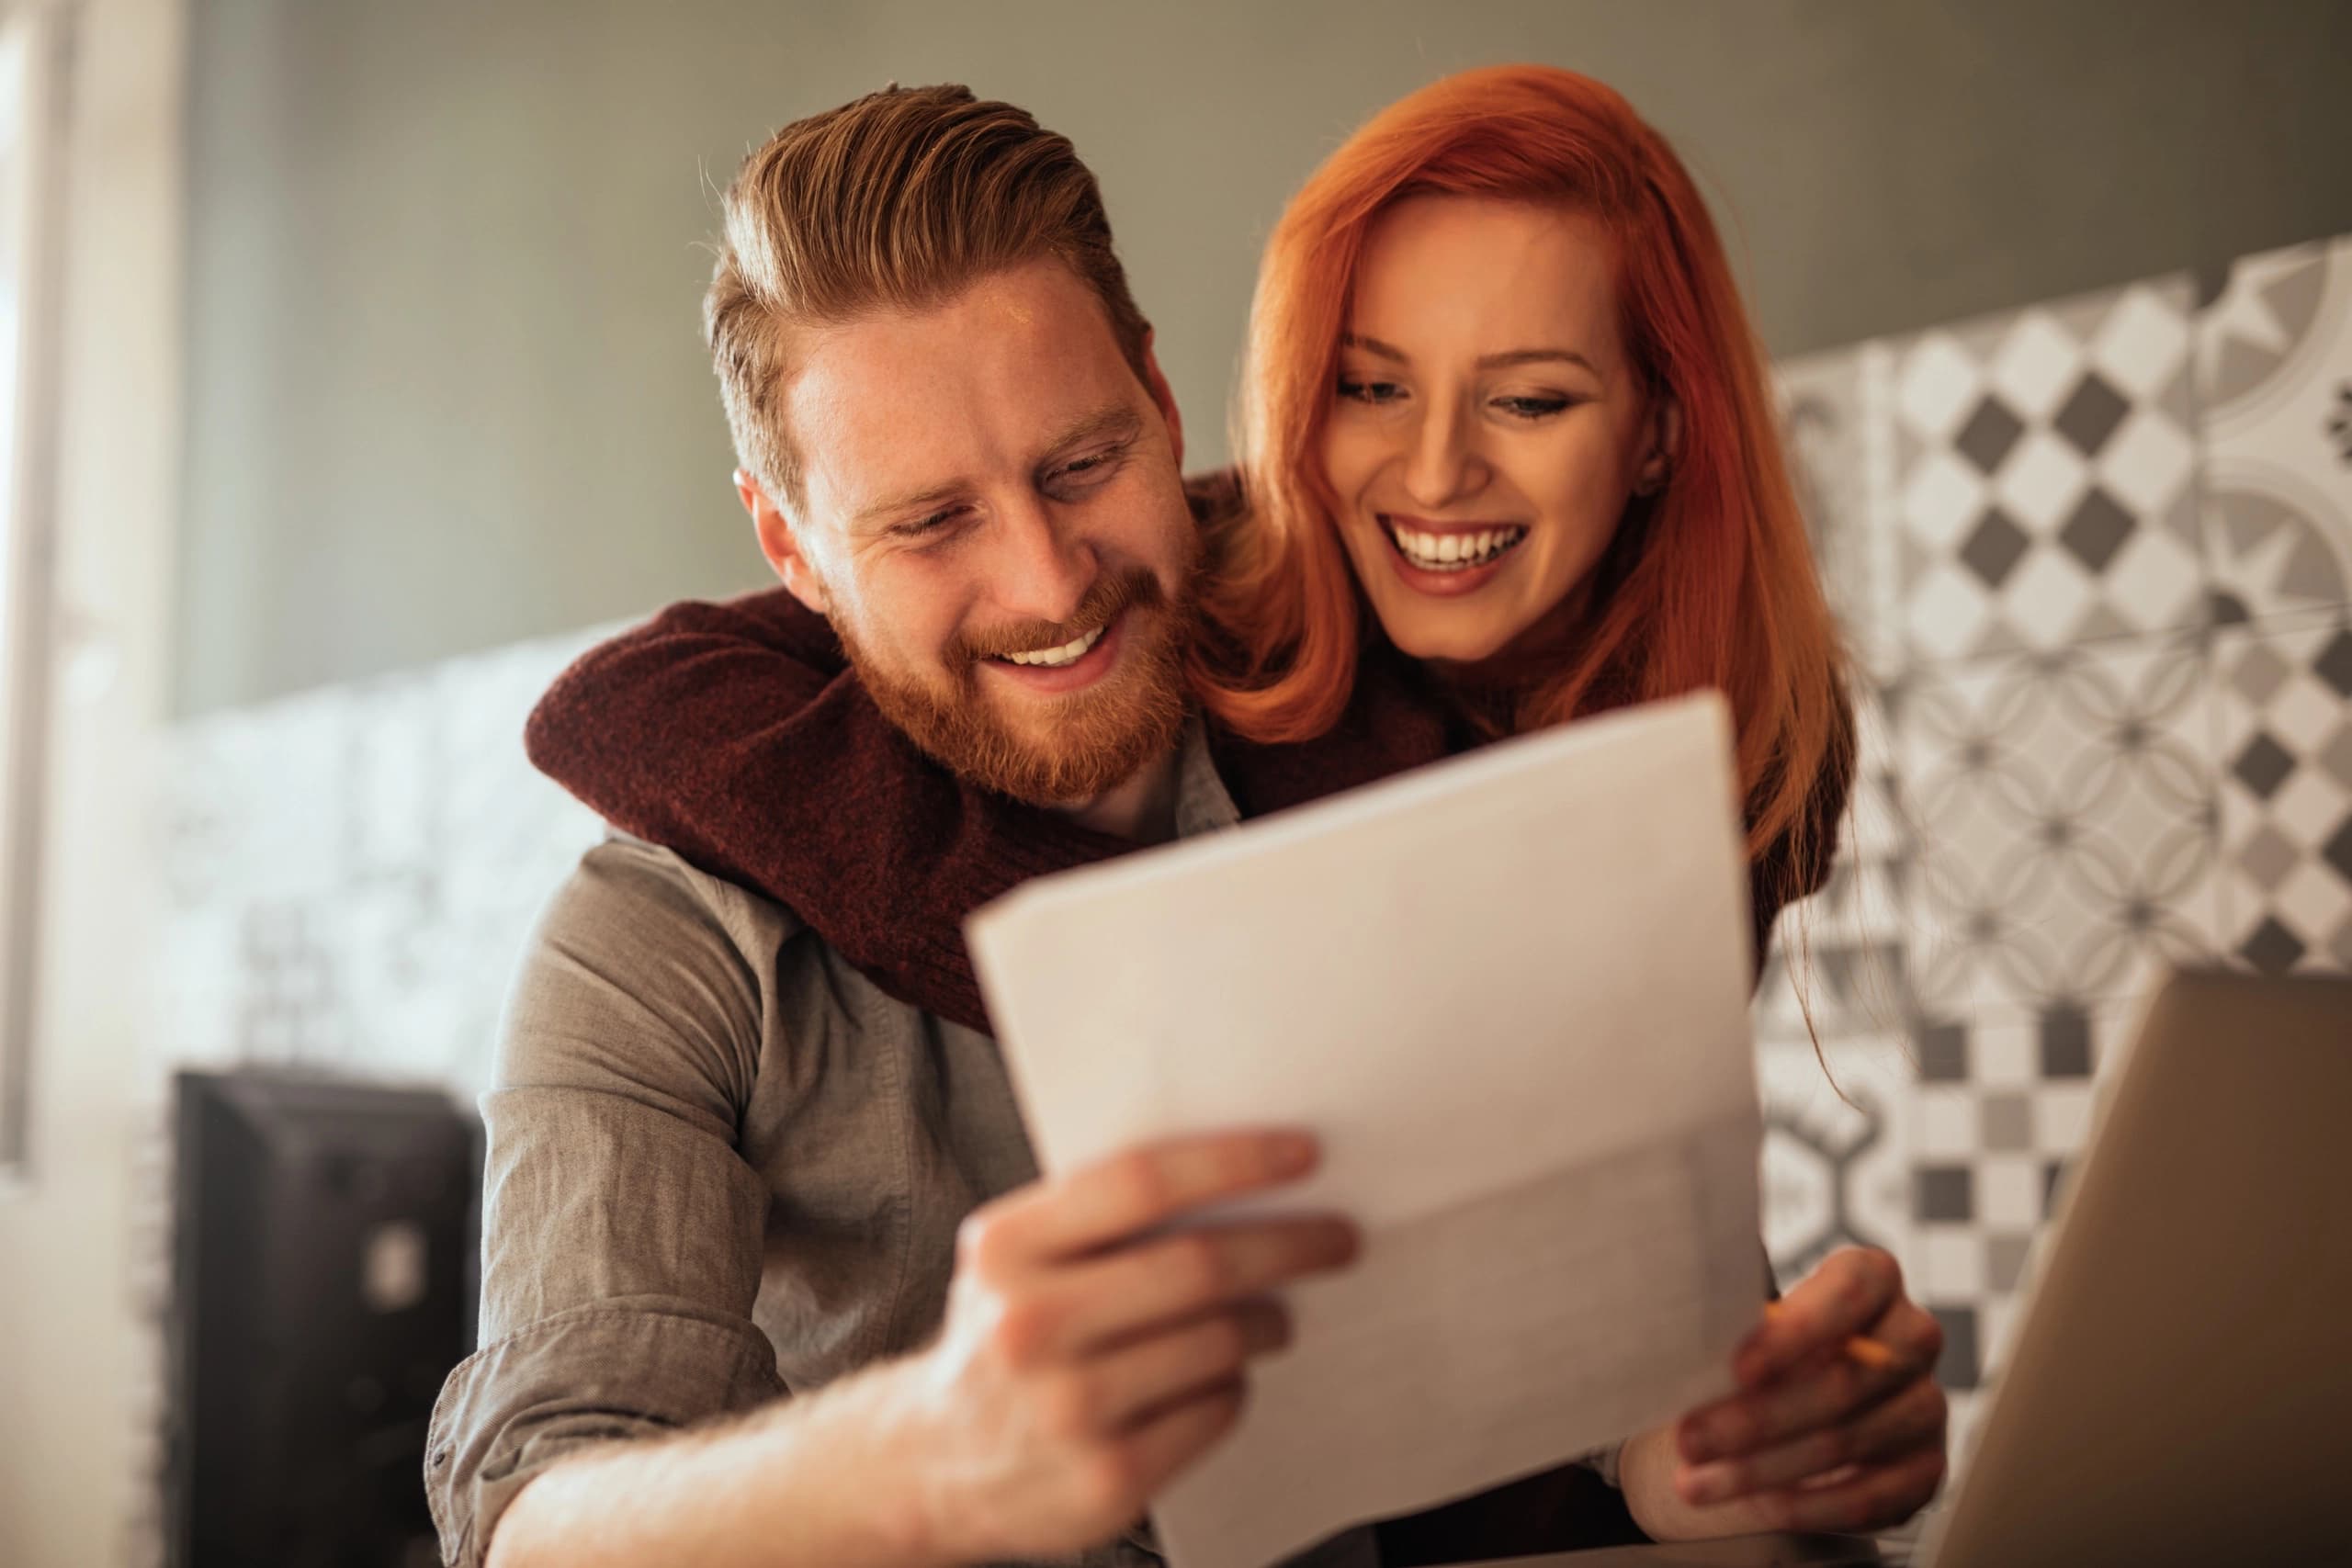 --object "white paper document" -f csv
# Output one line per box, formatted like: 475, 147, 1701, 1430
966, 693, 1768, 1568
